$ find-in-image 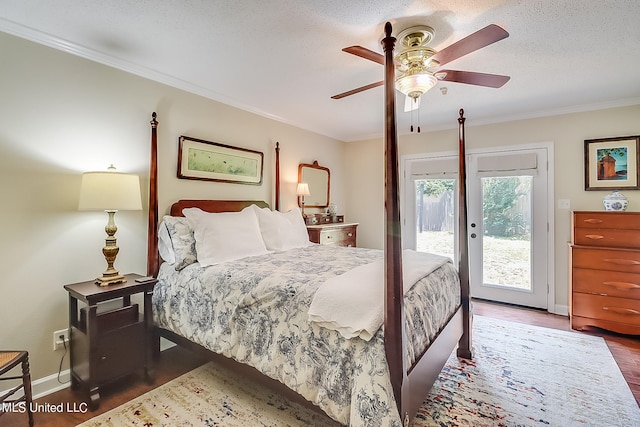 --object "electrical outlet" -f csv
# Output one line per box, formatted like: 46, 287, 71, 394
53, 328, 70, 351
